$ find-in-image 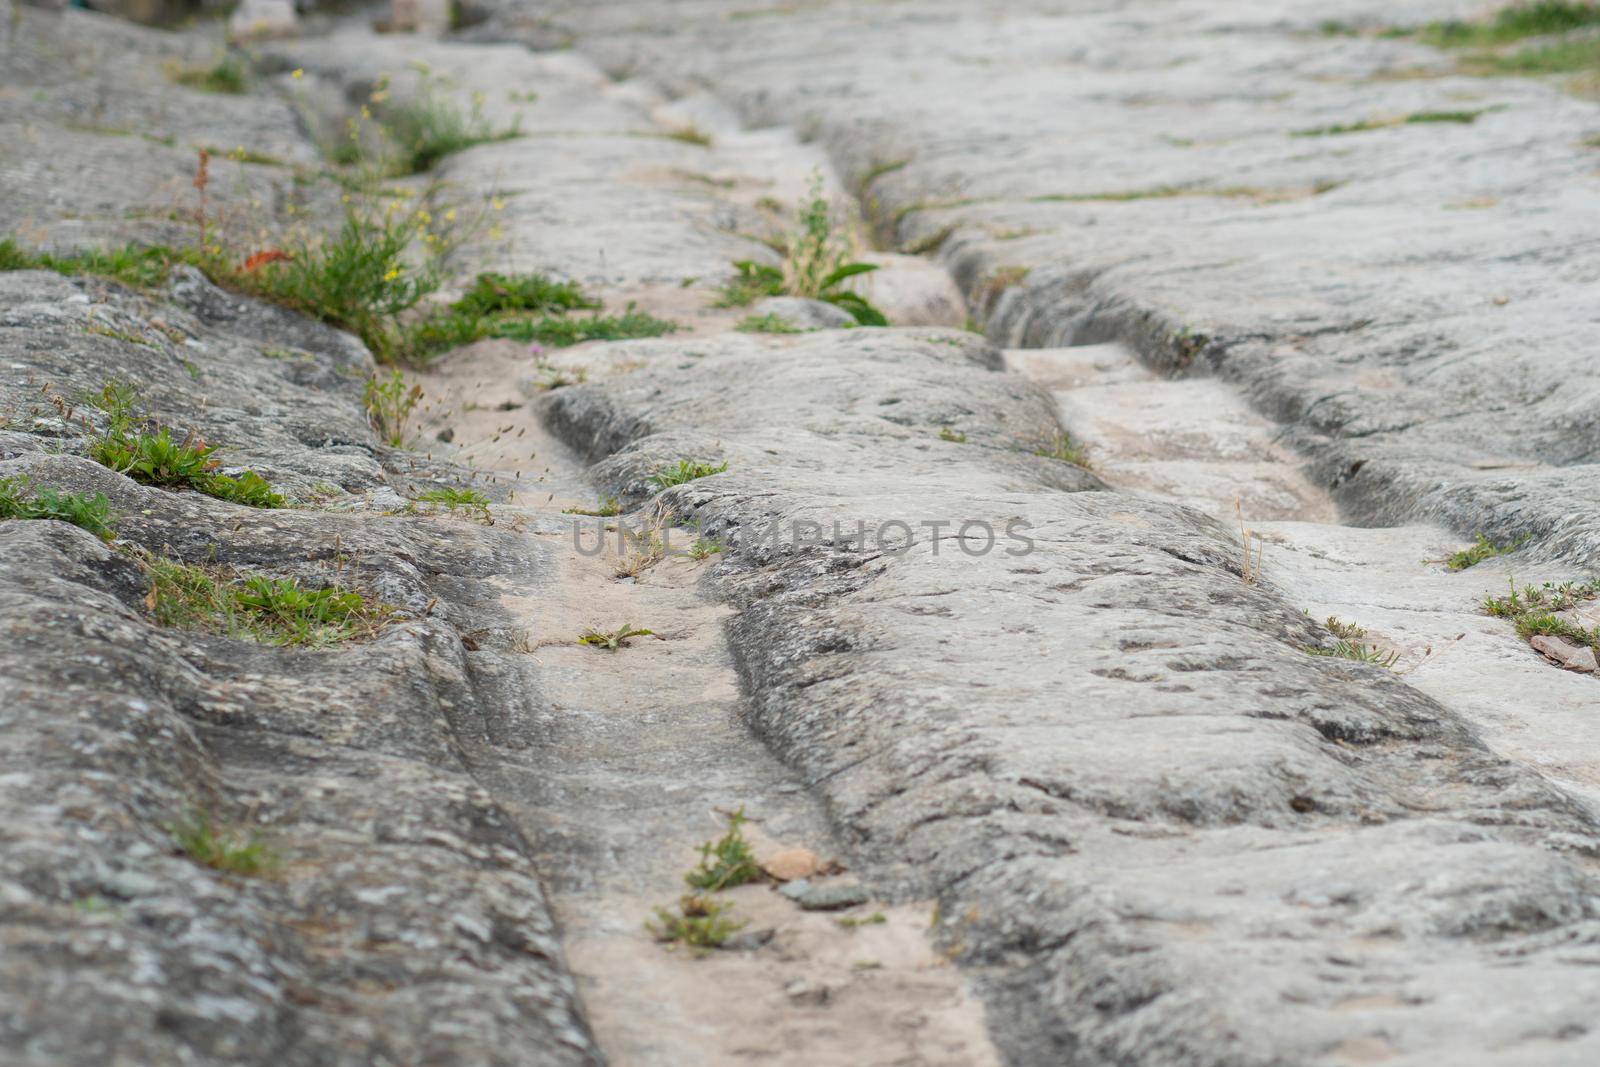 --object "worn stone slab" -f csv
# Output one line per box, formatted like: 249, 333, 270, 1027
545, 327, 1600, 1066
536, 0, 1600, 567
